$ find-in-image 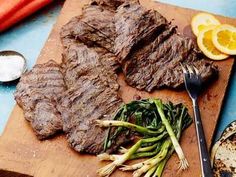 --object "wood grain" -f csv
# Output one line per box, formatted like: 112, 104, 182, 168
0, 0, 235, 177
